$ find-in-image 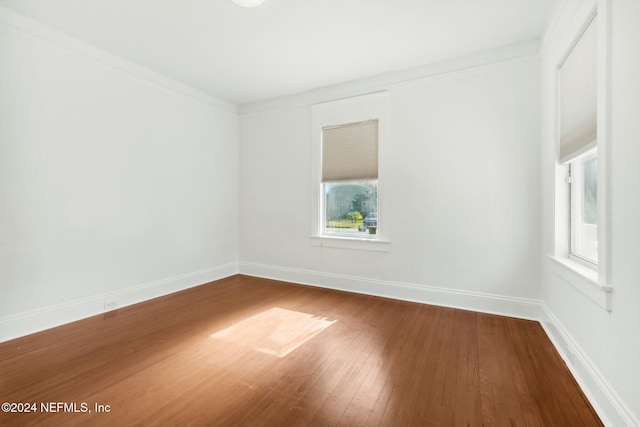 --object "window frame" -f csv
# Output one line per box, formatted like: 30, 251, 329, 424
310, 92, 390, 251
